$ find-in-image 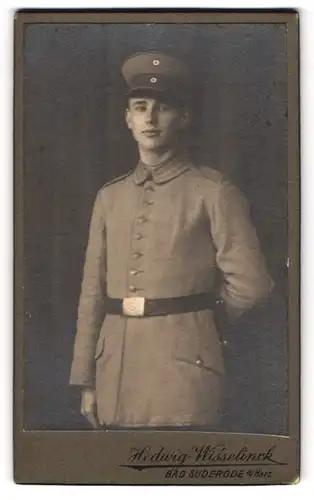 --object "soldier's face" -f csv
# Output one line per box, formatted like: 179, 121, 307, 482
125, 97, 189, 152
